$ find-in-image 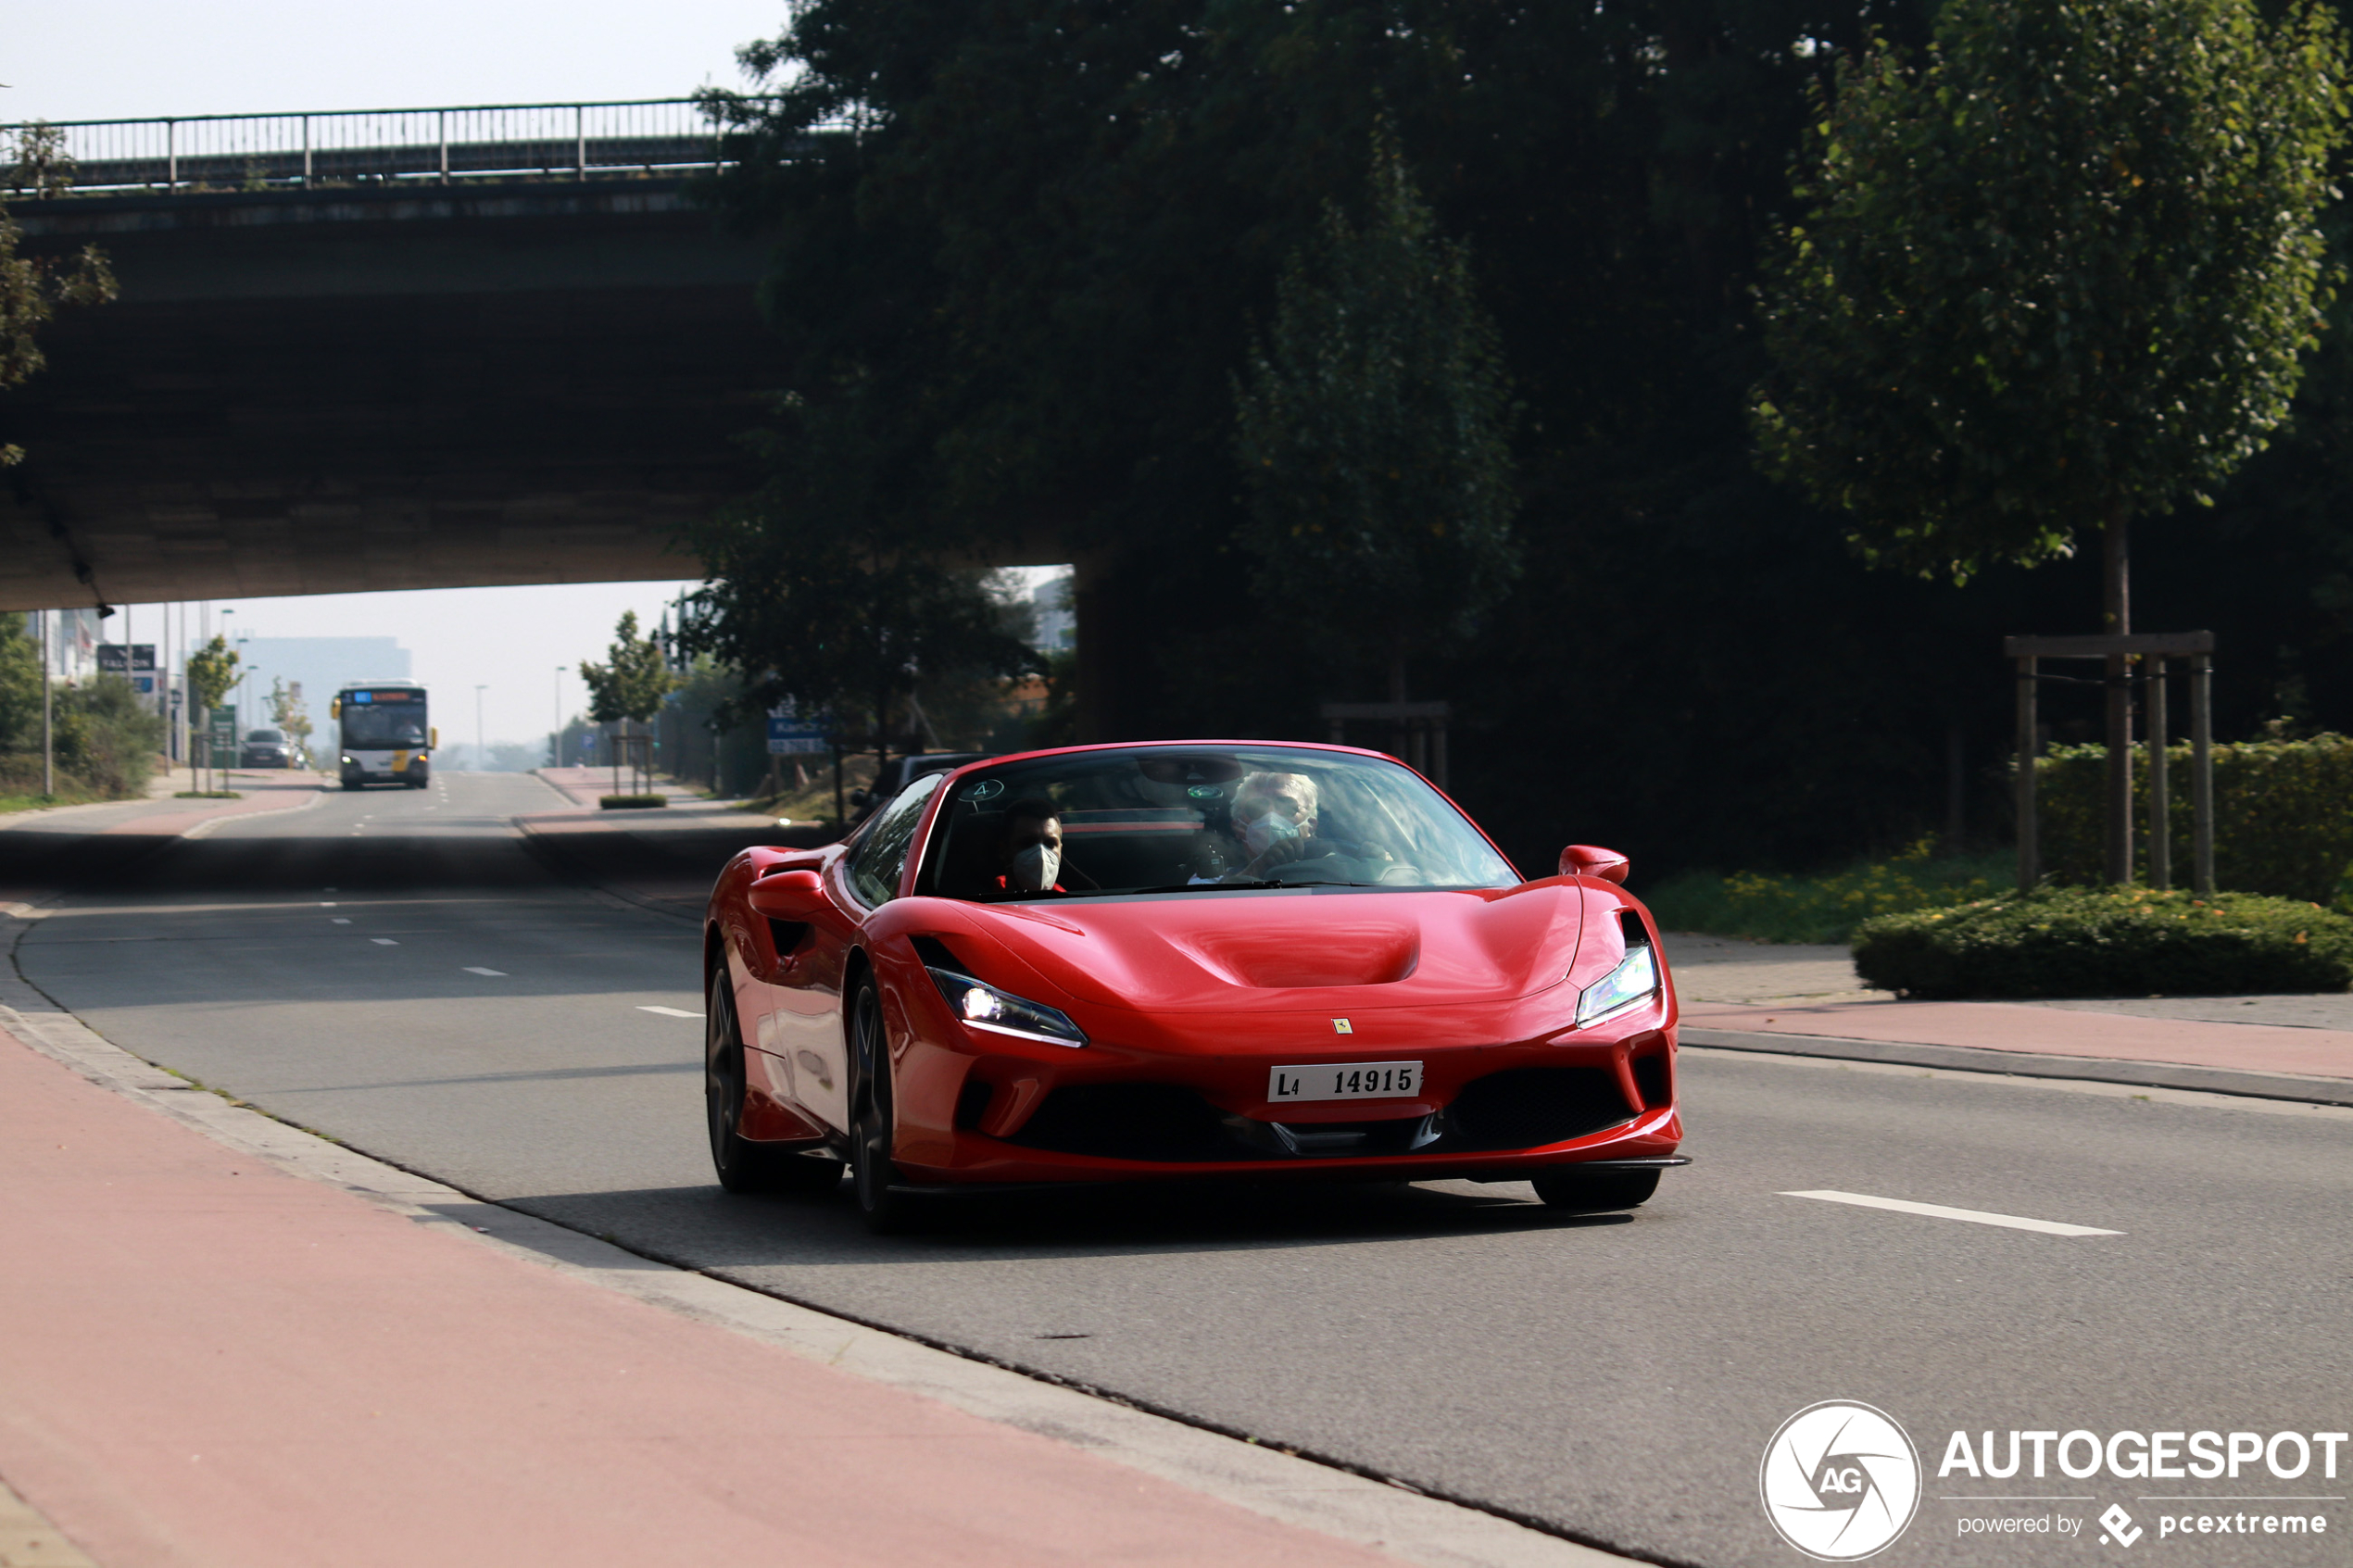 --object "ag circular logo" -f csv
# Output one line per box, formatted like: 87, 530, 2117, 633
1759, 1400, 1921, 1561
